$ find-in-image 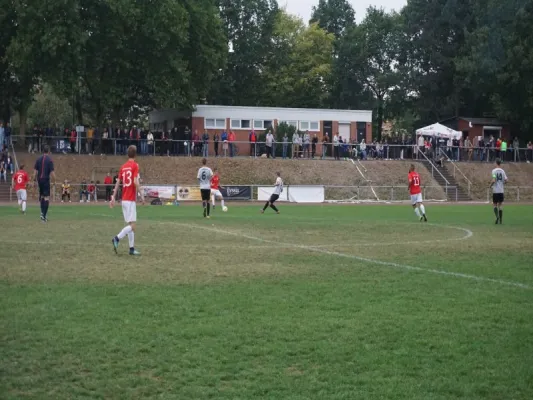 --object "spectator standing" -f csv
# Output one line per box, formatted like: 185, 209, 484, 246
465, 137, 473, 161
192, 130, 200, 156
104, 172, 113, 202
333, 132, 340, 160
311, 134, 318, 158
282, 133, 289, 159
79, 179, 89, 202
266, 131, 275, 158
147, 131, 154, 155
513, 137, 520, 162
214, 132, 220, 157
376, 141, 383, 159
0, 160, 6, 182
291, 131, 299, 159
321, 134, 329, 159
360, 139, 367, 160
221, 130, 228, 157
478, 137, 485, 161
202, 130, 209, 157
183, 127, 191, 156
70, 128, 77, 153
228, 131, 236, 157
500, 138, 507, 161
249, 130, 257, 157
303, 131, 310, 158
140, 130, 147, 155
86, 126, 94, 154
495, 137, 502, 160
171, 127, 179, 155
527, 141, 532, 163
